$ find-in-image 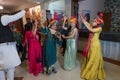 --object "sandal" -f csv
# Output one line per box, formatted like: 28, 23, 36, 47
52, 68, 57, 73
47, 68, 52, 75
